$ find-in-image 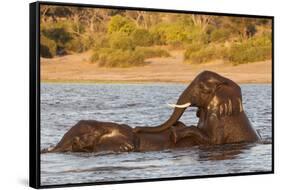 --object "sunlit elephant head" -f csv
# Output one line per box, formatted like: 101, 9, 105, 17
135, 71, 244, 133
